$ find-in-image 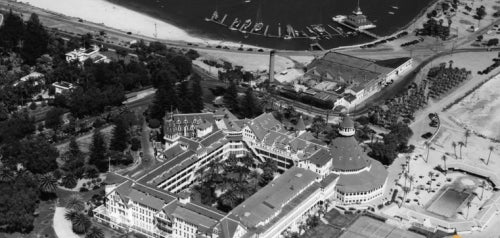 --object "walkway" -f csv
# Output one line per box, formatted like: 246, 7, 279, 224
53, 207, 80, 238
0, 13, 3, 26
